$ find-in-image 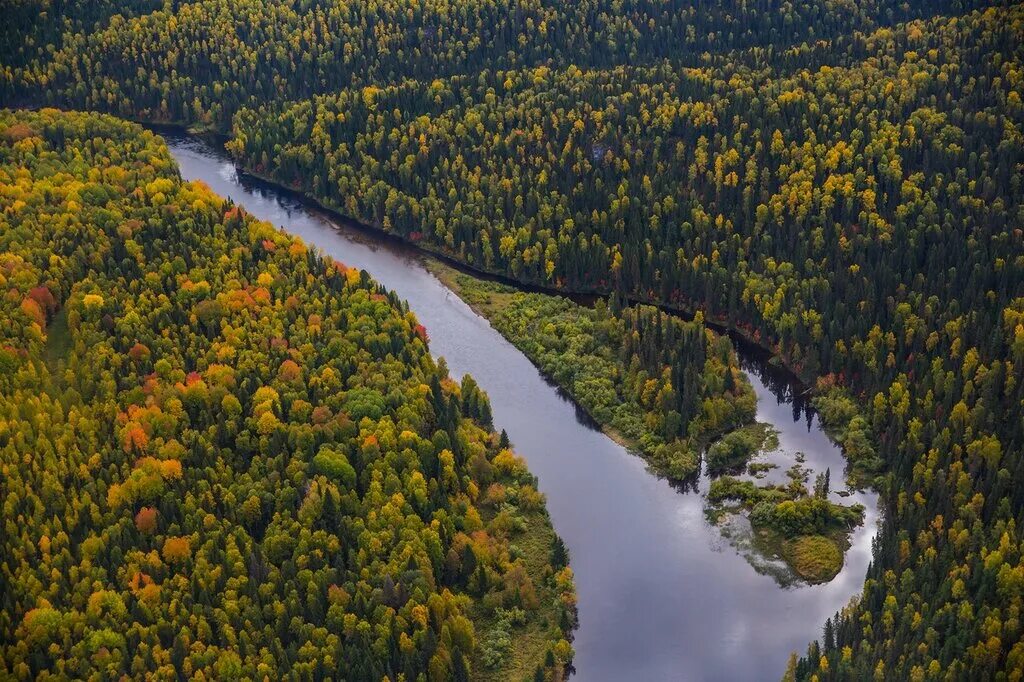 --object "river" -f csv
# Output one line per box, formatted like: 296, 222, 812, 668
163, 131, 879, 681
